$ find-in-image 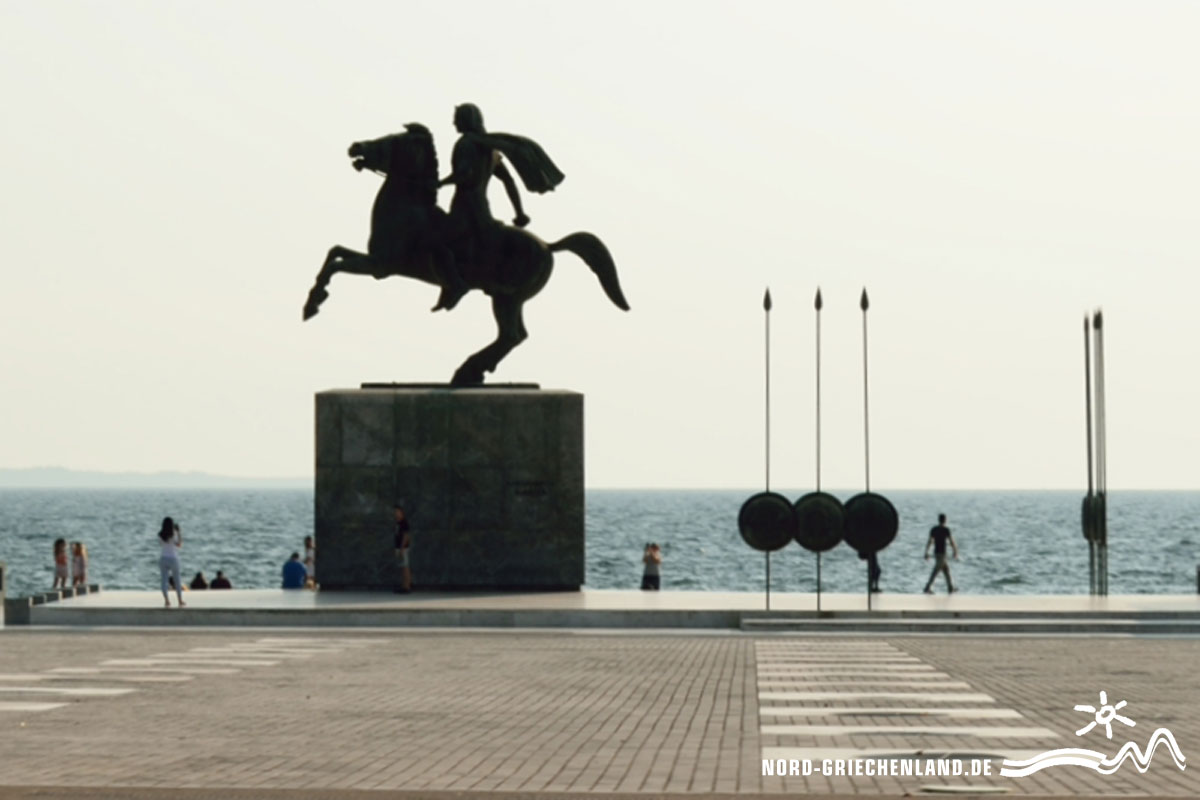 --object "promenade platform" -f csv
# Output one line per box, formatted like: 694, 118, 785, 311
13, 588, 1200, 633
